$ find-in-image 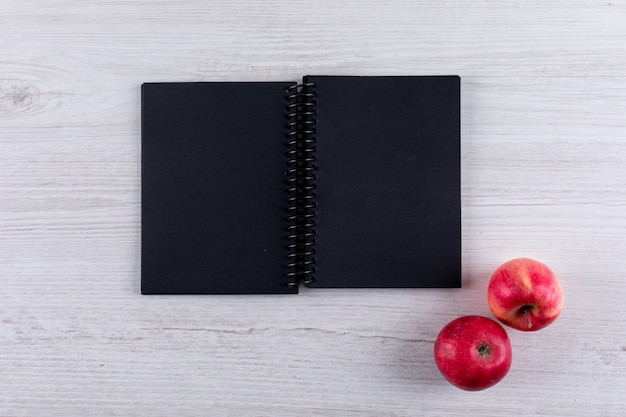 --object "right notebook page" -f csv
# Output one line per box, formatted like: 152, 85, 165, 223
306, 75, 461, 288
